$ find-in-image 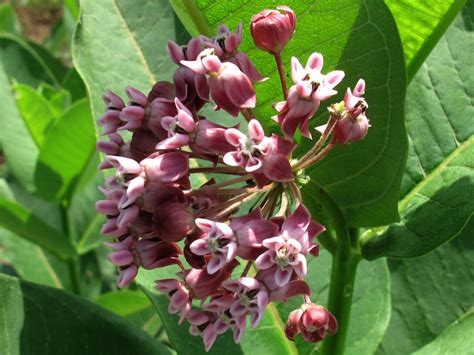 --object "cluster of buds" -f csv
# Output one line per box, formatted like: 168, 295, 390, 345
96, 5, 369, 351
